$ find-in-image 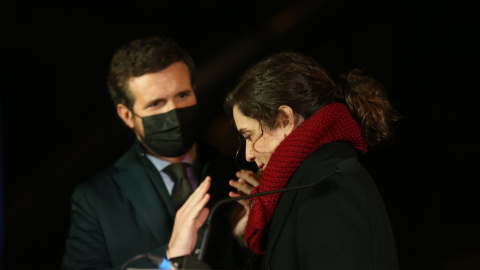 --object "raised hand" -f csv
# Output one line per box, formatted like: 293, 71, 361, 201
166, 176, 211, 259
